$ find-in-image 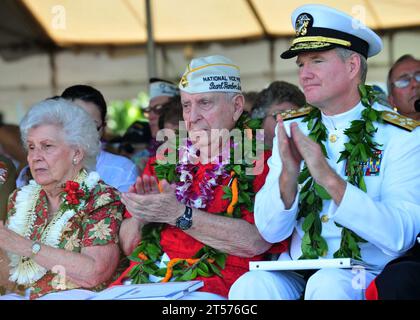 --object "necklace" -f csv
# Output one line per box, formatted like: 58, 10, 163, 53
124, 114, 264, 284
7, 170, 100, 285
175, 140, 230, 209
